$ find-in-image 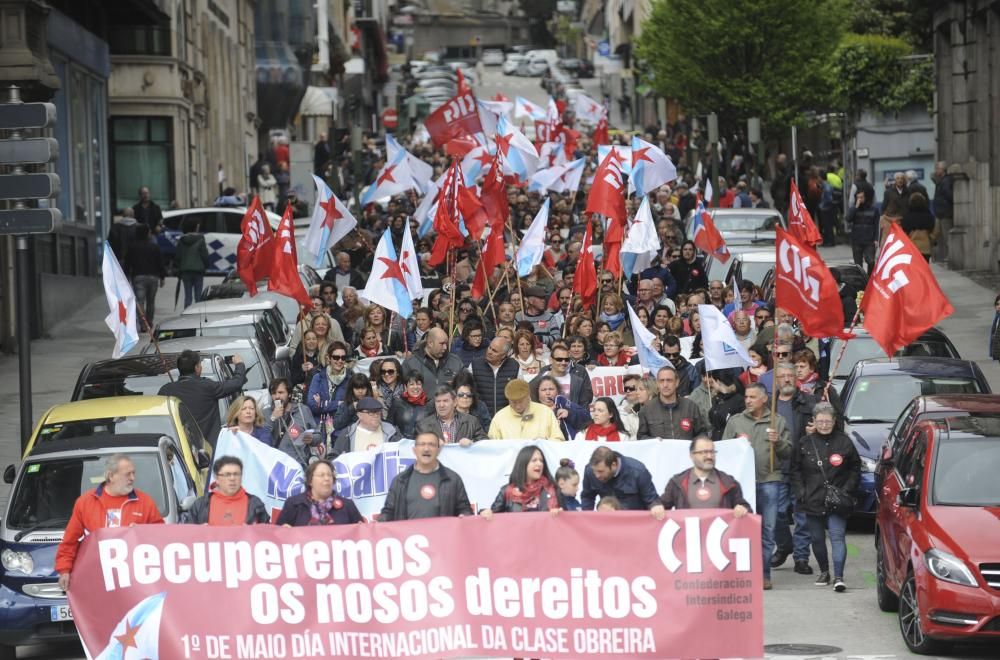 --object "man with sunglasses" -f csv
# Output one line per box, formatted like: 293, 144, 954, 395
660, 436, 752, 515
537, 342, 593, 406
